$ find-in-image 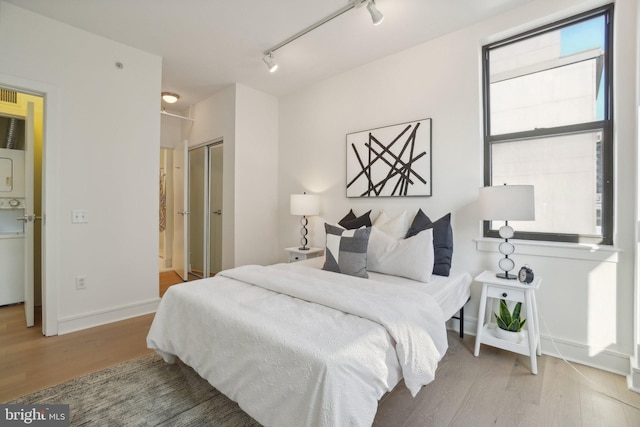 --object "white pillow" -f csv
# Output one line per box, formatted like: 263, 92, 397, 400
366, 226, 434, 282
373, 210, 409, 239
